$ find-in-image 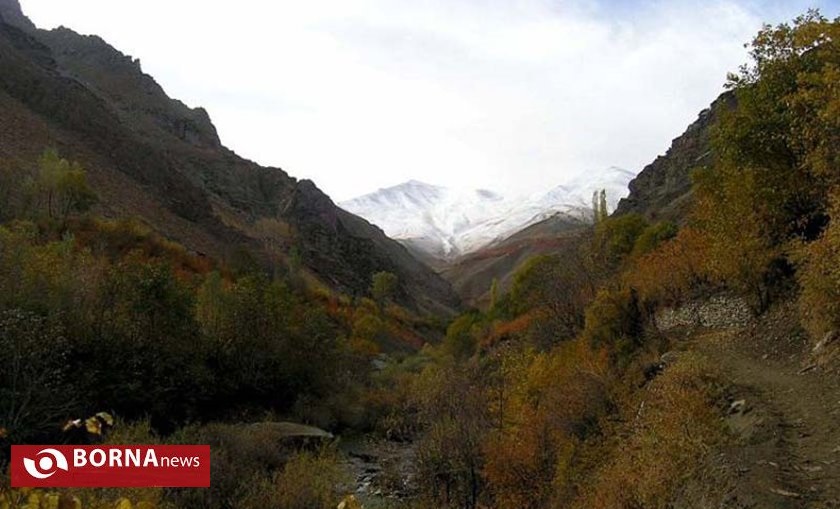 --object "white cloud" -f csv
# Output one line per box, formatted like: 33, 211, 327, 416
18, 0, 834, 200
